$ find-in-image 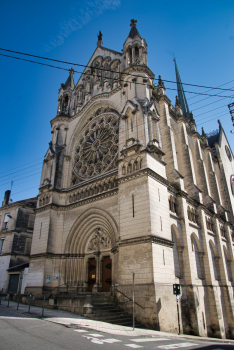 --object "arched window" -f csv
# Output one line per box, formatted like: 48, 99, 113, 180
223, 248, 232, 282
129, 48, 132, 65
172, 230, 181, 278
127, 163, 132, 174
135, 46, 140, 63
63, 96, 69, 111
191, 236, 203, 279
206, 217, 213, 232
187, 206, 191, 221
209, 242, 219, 280
220, 225, 226, 239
